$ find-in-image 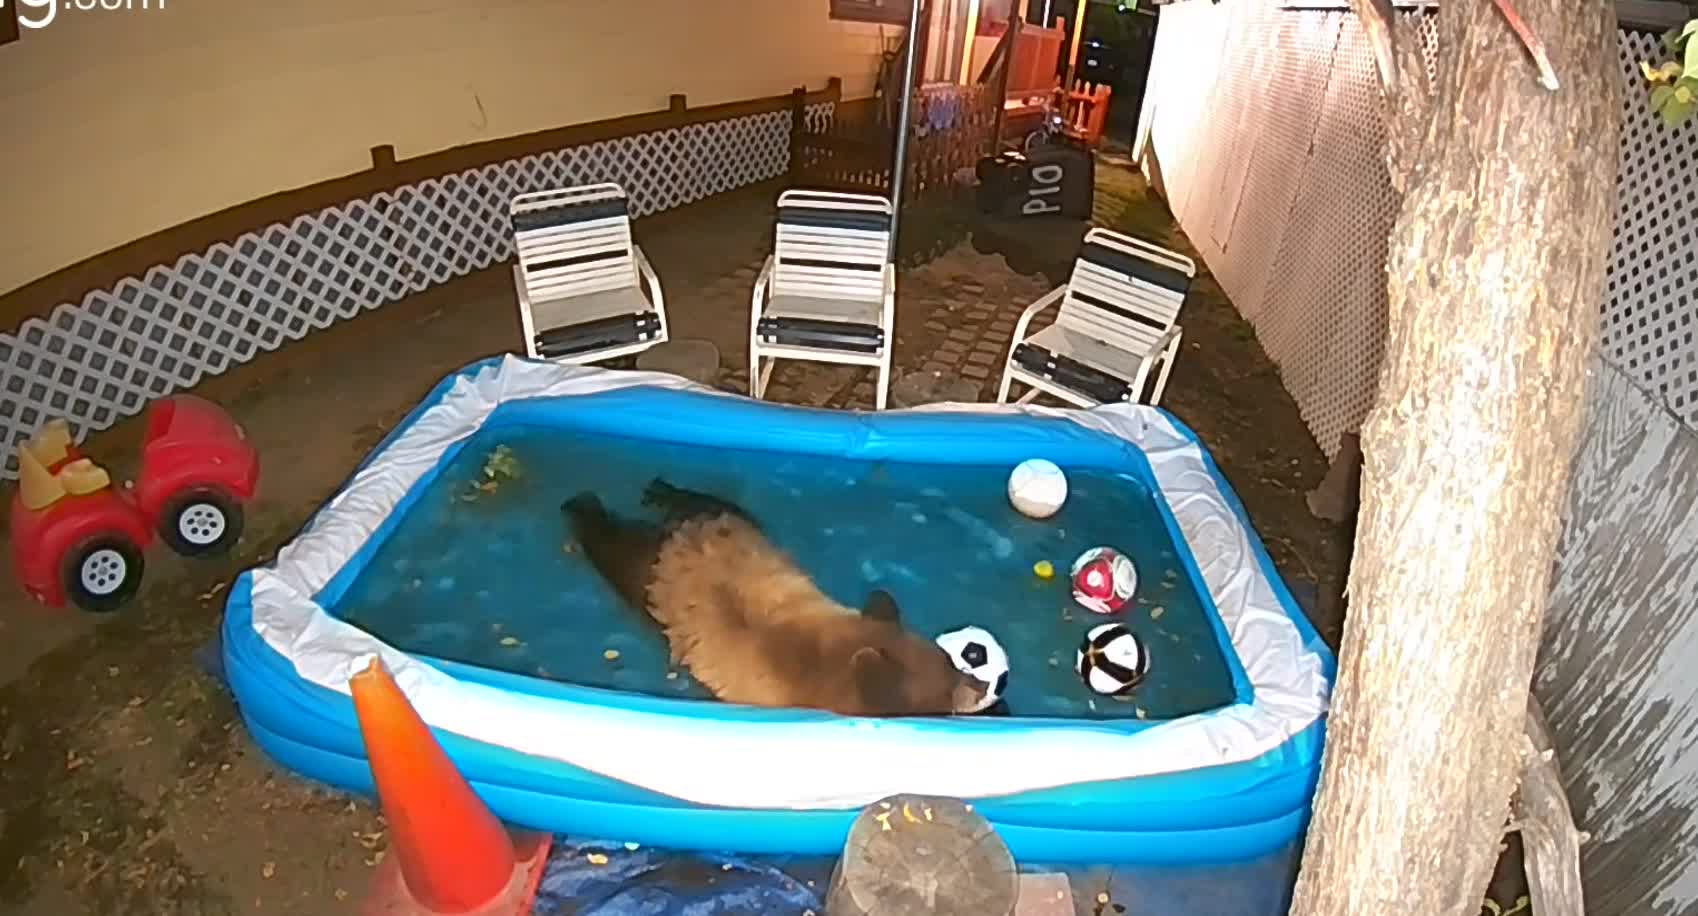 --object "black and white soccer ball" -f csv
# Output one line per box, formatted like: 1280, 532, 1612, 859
1075, 622, 1149, 696
935, 625, 1010, 713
